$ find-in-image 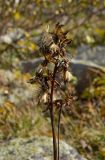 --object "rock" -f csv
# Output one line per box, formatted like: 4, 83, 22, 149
21, 46, 105, 74
20, 46, 105, 93
71, 45, 105, 93
0, 69, 36, 106
1, 46, 104, 105
0, 28, 25, 44
76, 45, 105, 66
0, 136, 87, 160
0, 69, 15, 85
71, 59, 105, 93
21, 57, 44, 73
